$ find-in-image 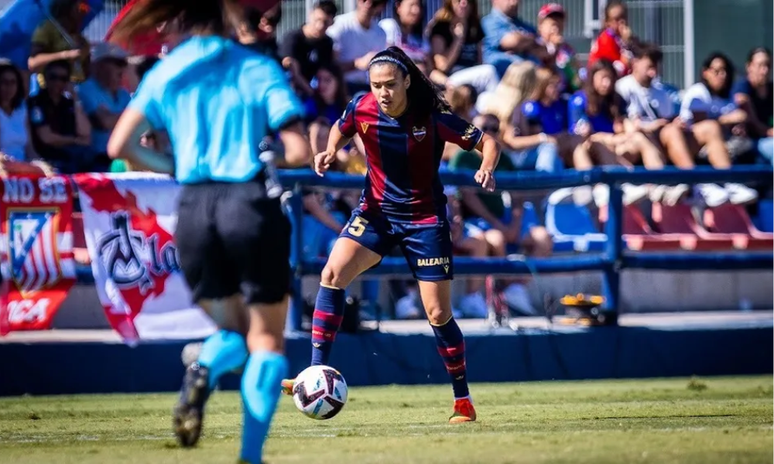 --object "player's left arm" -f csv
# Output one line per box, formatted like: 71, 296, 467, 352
436, 111, 500, 192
